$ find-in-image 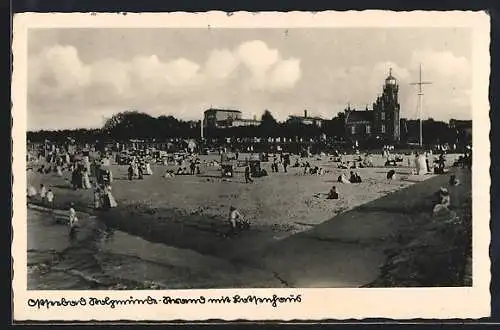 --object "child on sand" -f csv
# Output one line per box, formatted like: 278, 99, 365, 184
68, 204, 79, 236
227, 206, 249, 236
449, 174, 461, 186
39, 184, 47, 199
27, 185, 37, 198
46, 189, 54, 208
433, 187, 451, 216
